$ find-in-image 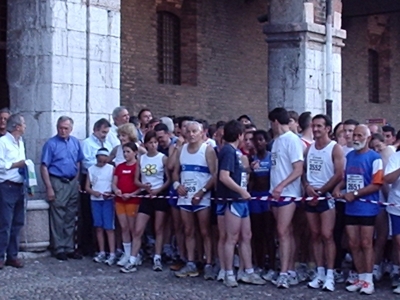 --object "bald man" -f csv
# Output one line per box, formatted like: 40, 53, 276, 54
368, 124, 381, 135
333, 125, 383, 295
